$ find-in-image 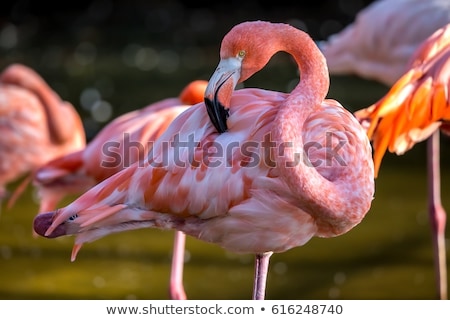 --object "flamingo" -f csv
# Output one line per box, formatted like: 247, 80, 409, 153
33, 79, 207, 213
318, 0, 450, 86
0, 63, 85, 207
33, 79, 207, 300
354, 24, 450, 300
33, 21, 374, 300
320, 0, 450, 300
